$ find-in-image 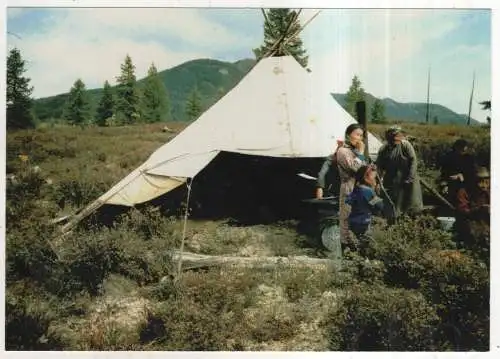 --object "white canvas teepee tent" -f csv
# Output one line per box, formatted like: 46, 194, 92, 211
62, 55, 383, 232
